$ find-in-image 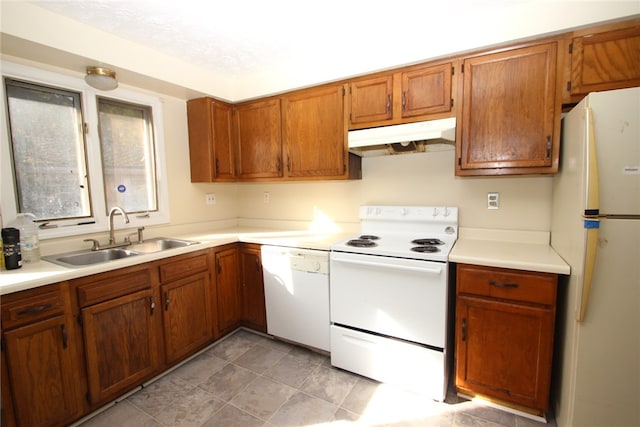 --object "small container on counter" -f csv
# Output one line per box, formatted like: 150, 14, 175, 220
9, 213, 40, 263
2, 227, 22, 270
